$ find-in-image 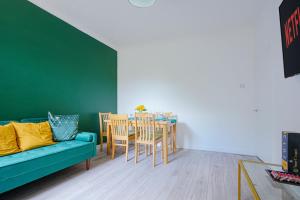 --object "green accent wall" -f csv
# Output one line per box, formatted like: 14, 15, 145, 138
0, 0, 117, 134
